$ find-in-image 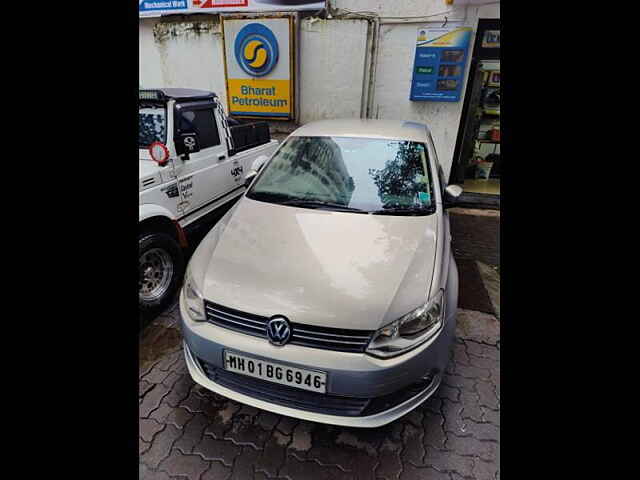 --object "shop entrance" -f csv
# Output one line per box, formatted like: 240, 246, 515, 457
451, 19, 500, 202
